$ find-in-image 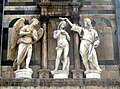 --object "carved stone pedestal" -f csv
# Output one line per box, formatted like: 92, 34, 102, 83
71, 69, 84, 78
38, 69, 50, 78
14, 69, 33, 79
84, 70, 101, 78
51, 70, 69, 79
